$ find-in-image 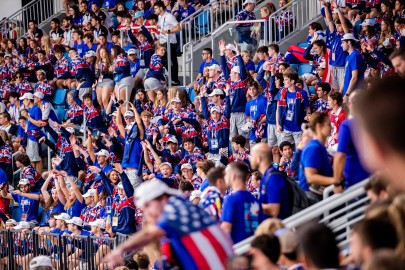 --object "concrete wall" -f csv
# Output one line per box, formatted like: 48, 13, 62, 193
0, 0, 22, 19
